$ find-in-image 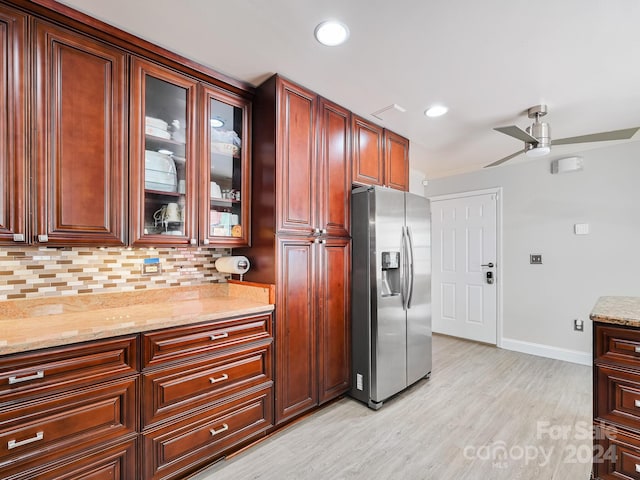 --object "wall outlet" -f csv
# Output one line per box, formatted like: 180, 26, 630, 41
356, 373, 363, 391
574, 319, 584, 332
530, 254, 542, 264
142, 257, 161, 275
